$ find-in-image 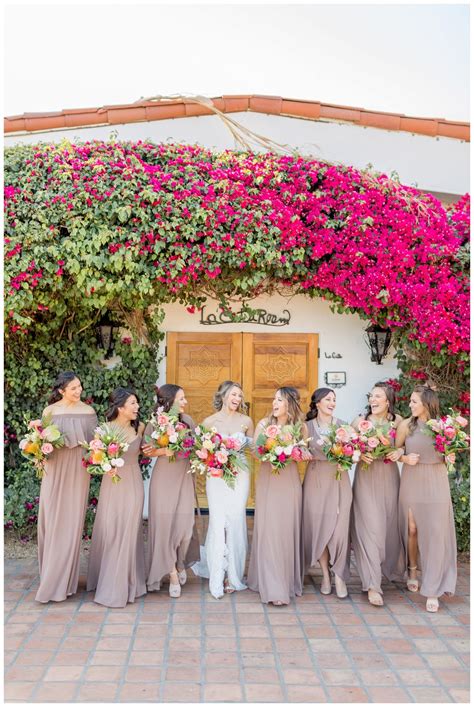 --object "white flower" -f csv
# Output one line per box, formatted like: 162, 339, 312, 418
274, 446, 284, 456
283, 445, 293, 456
113, 458, 125, 467
122, 443, 129, 452
102, 462, 112, 472
19, 439, 28, 450
203, 439, 214, 451
352, 450, 361, 462
151, 431, 159, 439
168, 434, 178, 444
194, 426, 201, 435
